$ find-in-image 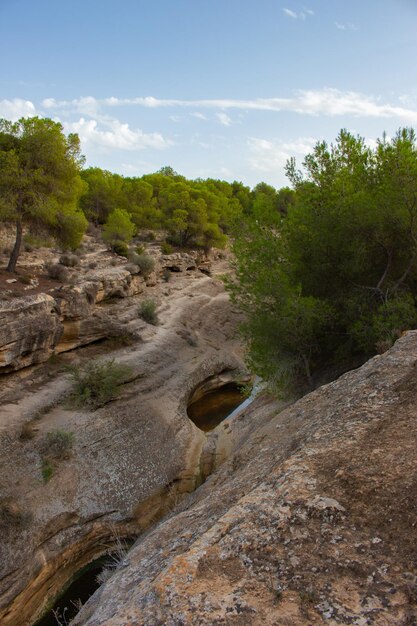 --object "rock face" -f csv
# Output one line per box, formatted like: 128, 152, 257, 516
0, 263, 246, 626
73, 332, 417, 626
0, 294, 62, 371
